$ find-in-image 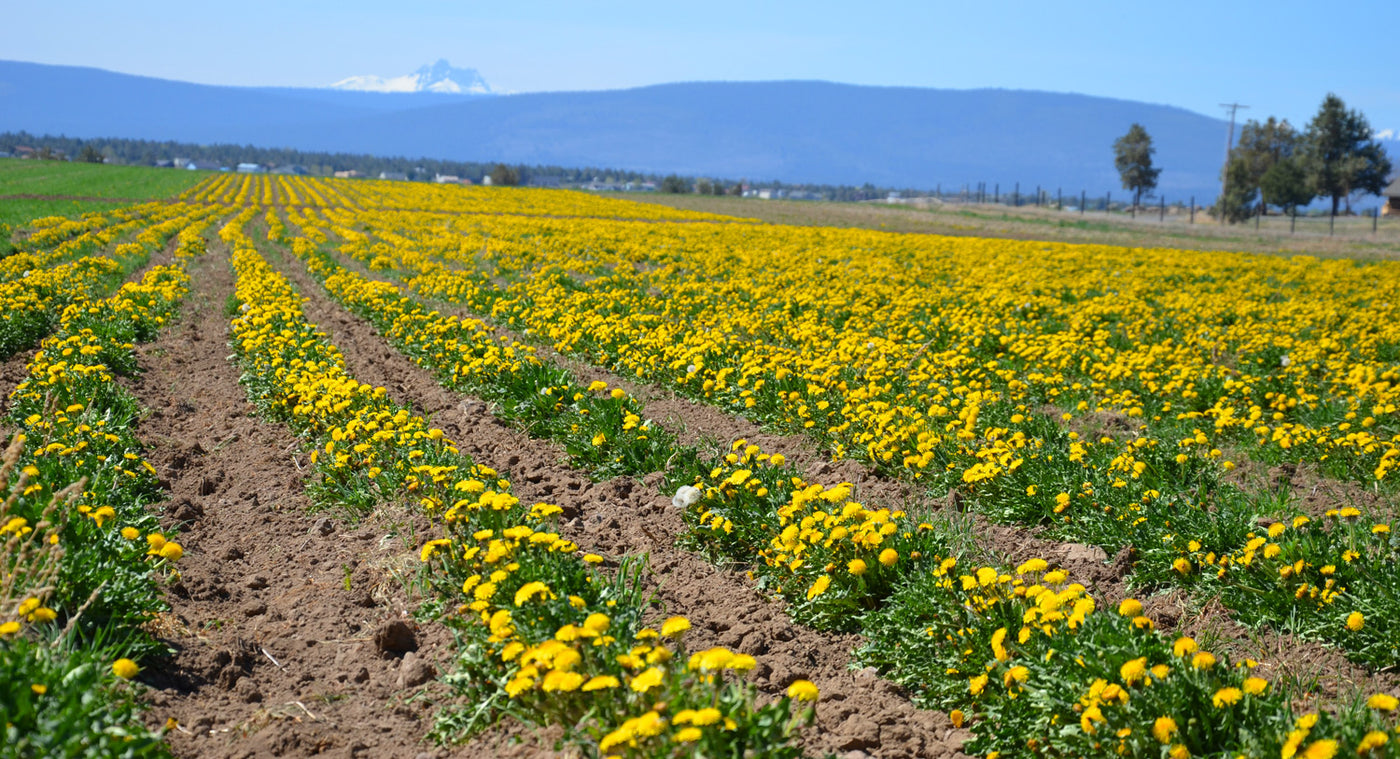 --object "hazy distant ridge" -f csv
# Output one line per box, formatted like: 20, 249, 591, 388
1, 60, 1242, 199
